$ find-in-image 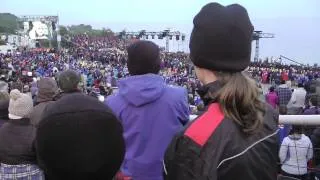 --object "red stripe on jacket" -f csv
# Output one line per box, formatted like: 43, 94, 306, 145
184, 103, 224, 146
